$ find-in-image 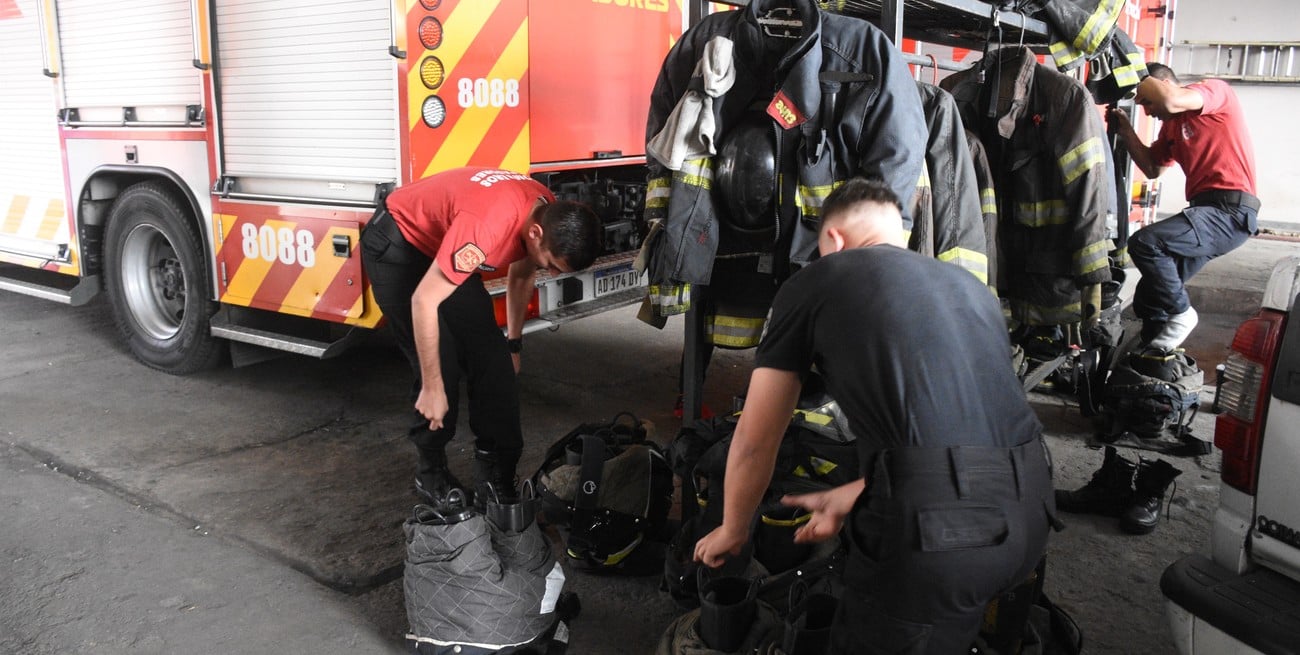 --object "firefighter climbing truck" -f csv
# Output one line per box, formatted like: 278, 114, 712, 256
0, 0, 683, 373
